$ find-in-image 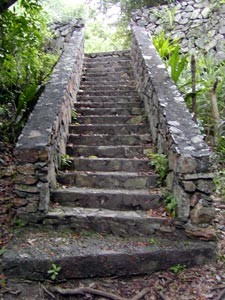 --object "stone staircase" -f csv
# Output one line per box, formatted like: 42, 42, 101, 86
47, 50, 166, 234
3, 51, 215, 281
